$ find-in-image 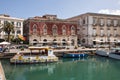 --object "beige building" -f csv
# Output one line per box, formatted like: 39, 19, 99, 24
0, 14, 24, 40
67, 13, 120, 45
